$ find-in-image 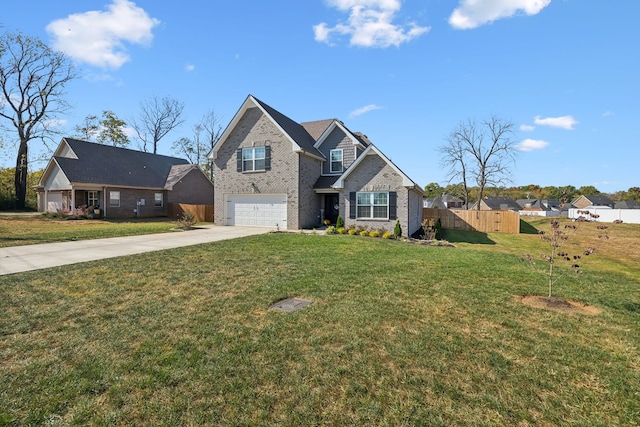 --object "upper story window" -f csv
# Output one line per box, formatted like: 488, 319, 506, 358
330, 149, 343, 173
237, 146, 271, 172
